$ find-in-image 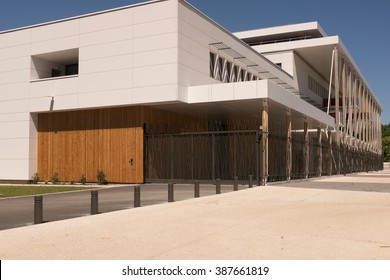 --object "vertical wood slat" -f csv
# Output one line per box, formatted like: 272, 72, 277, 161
38, 107, 144, 183
286, 110, 292, 181
317, 126, 322, 177
38, 105, 192, 183
304, 120, 309, 179
261, 99, 268, 184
